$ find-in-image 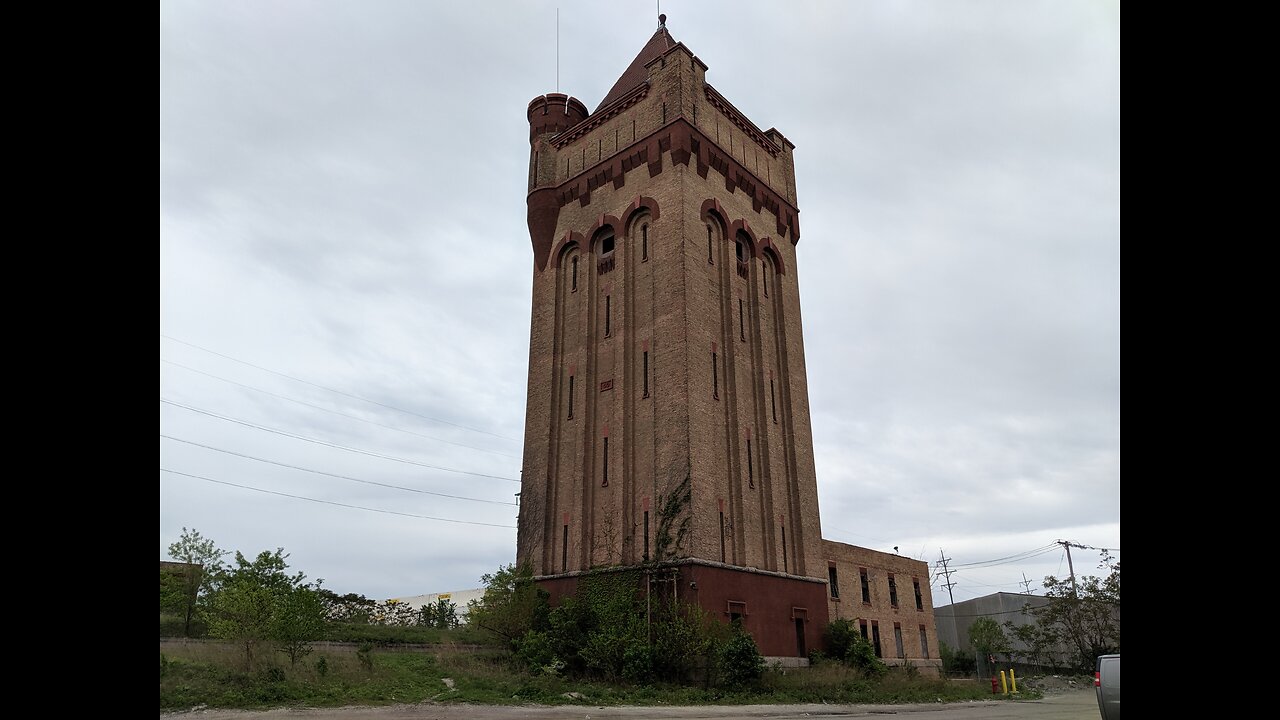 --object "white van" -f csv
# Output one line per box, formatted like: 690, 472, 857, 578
1095, 654, 1120, 720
